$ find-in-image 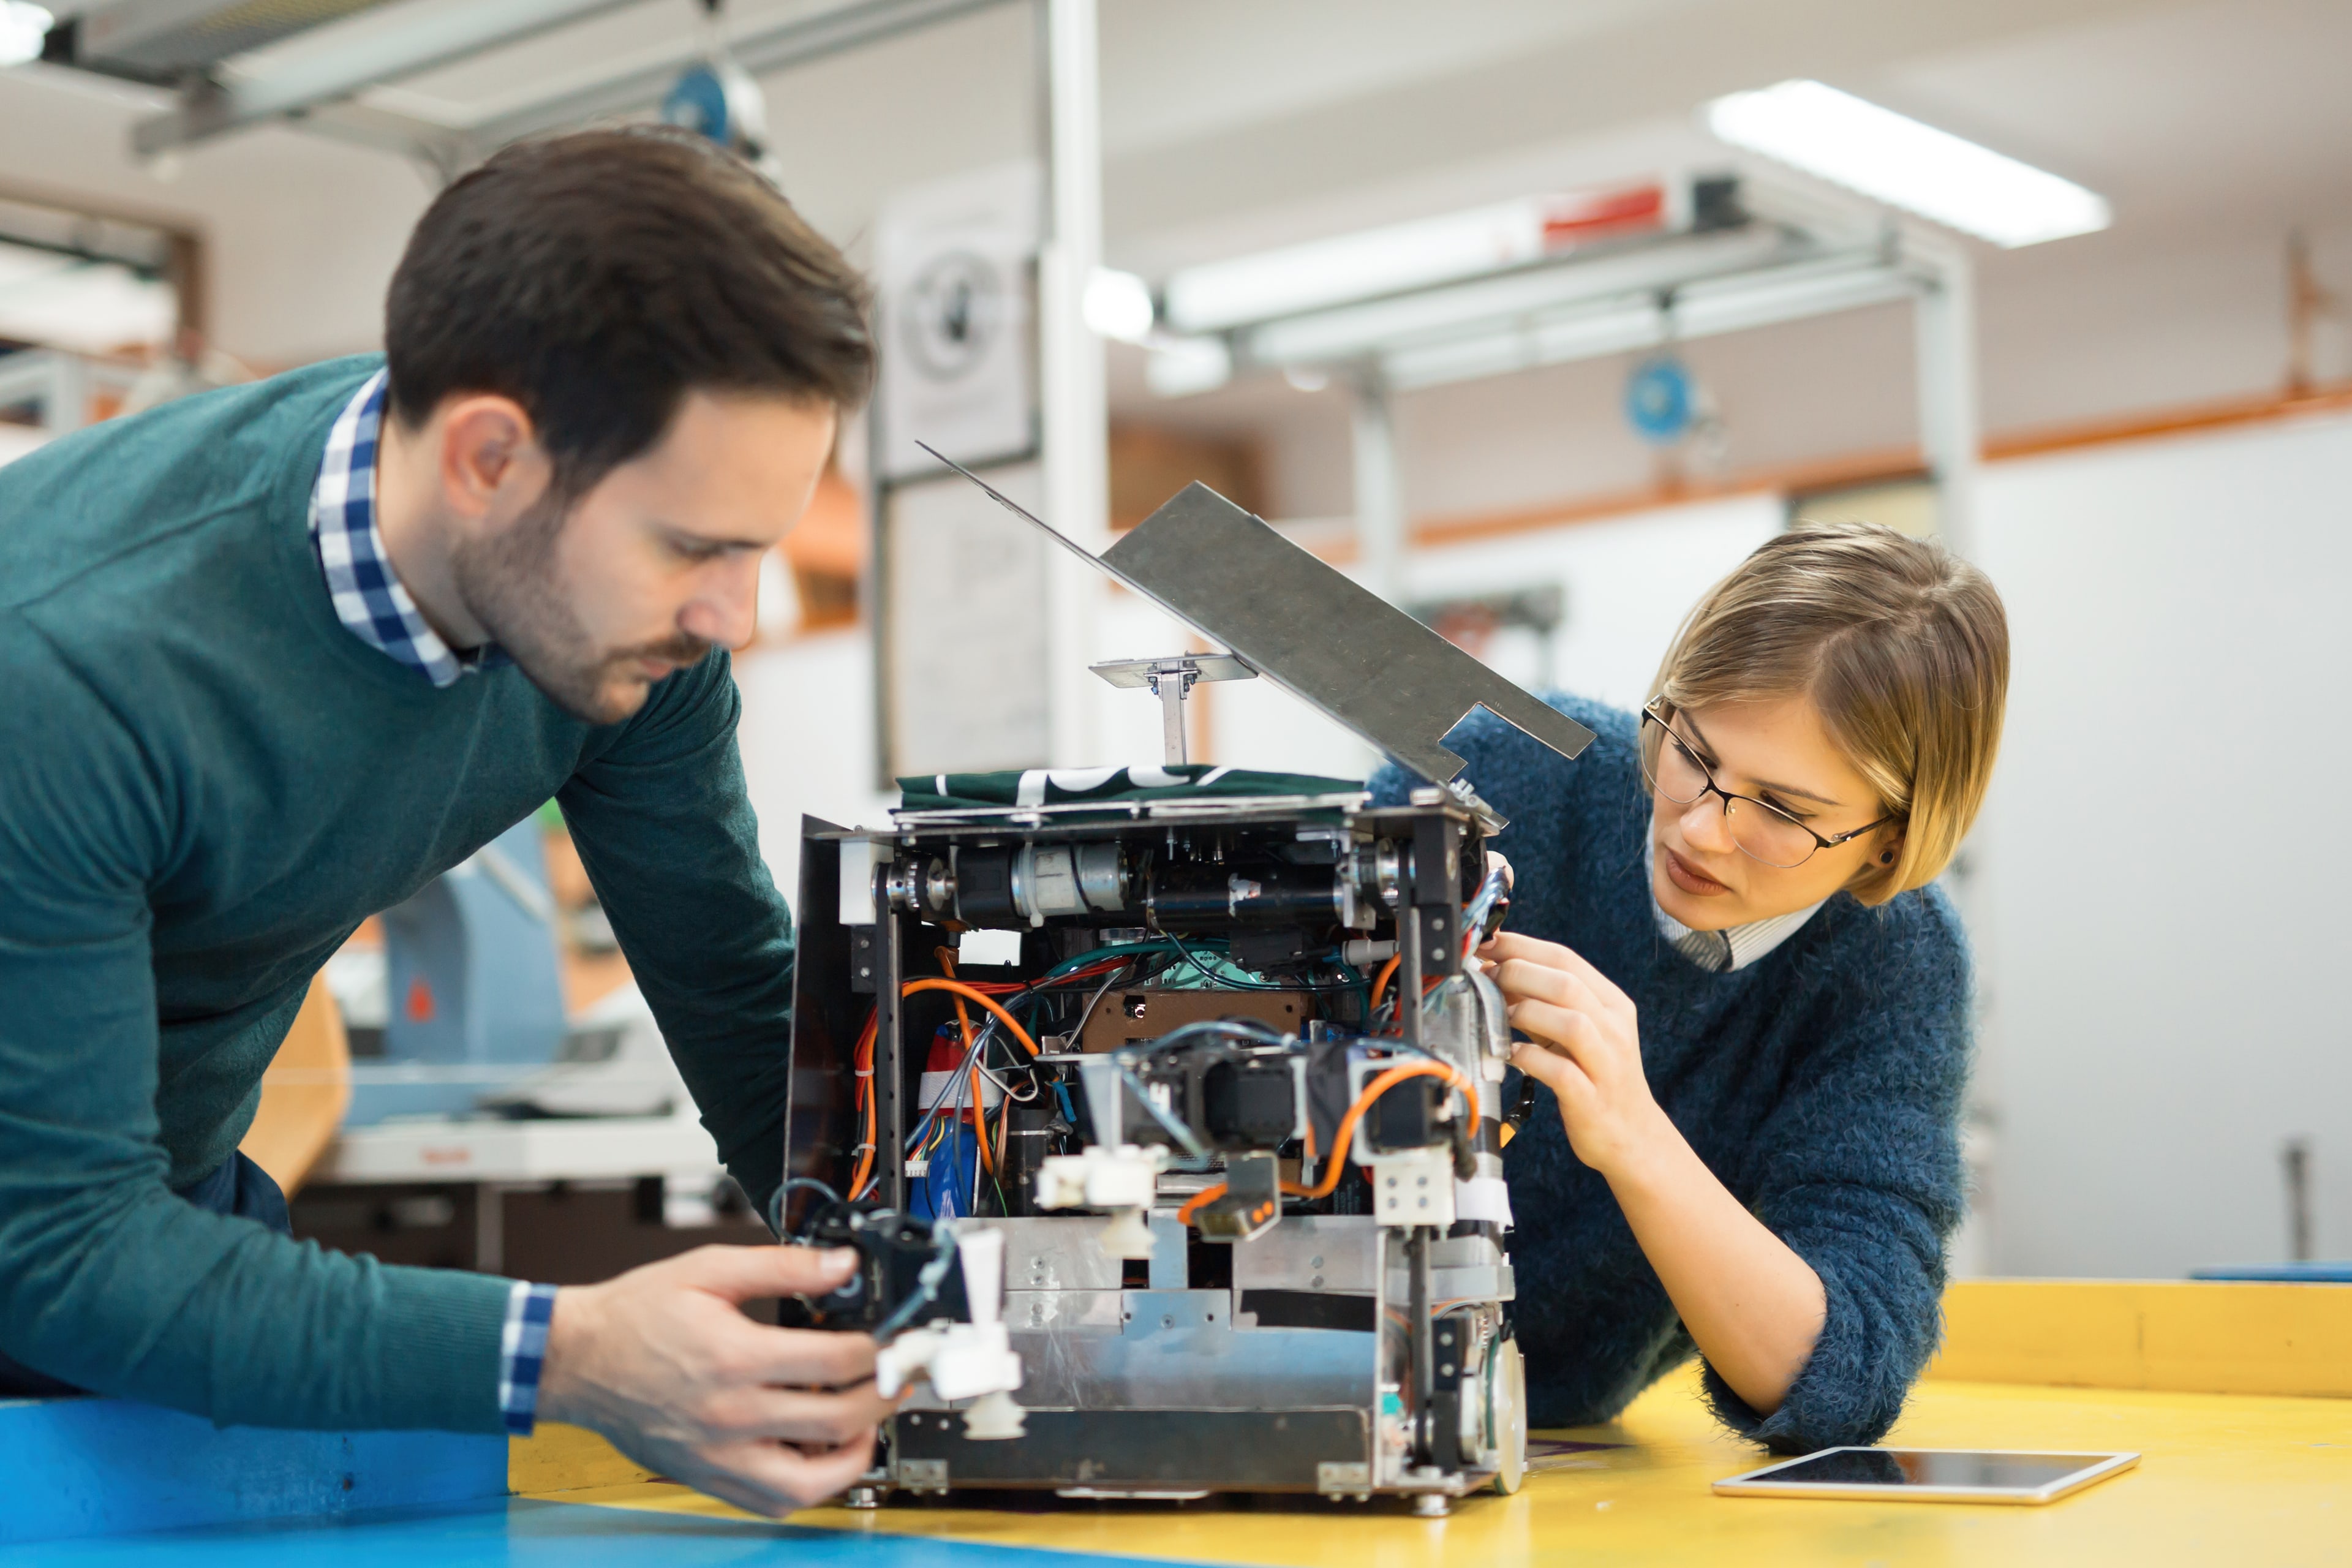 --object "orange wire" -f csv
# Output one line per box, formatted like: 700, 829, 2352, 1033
902, 974, 1049, 1181
936, 951, 992, 1177
1369, 954, 1402, 1009
846, 974, 1057, 1203
846, 1008, 880, 1200
900, 979, 1045, 1057
1177, 1058, 1483, 1227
